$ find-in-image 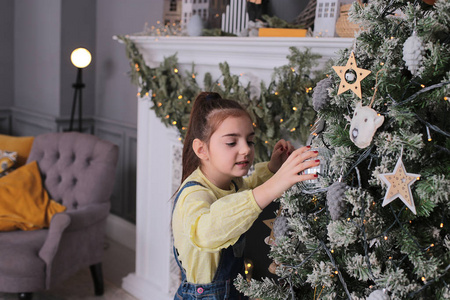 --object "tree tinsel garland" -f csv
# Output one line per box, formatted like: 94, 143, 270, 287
117, 35, 324, 162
